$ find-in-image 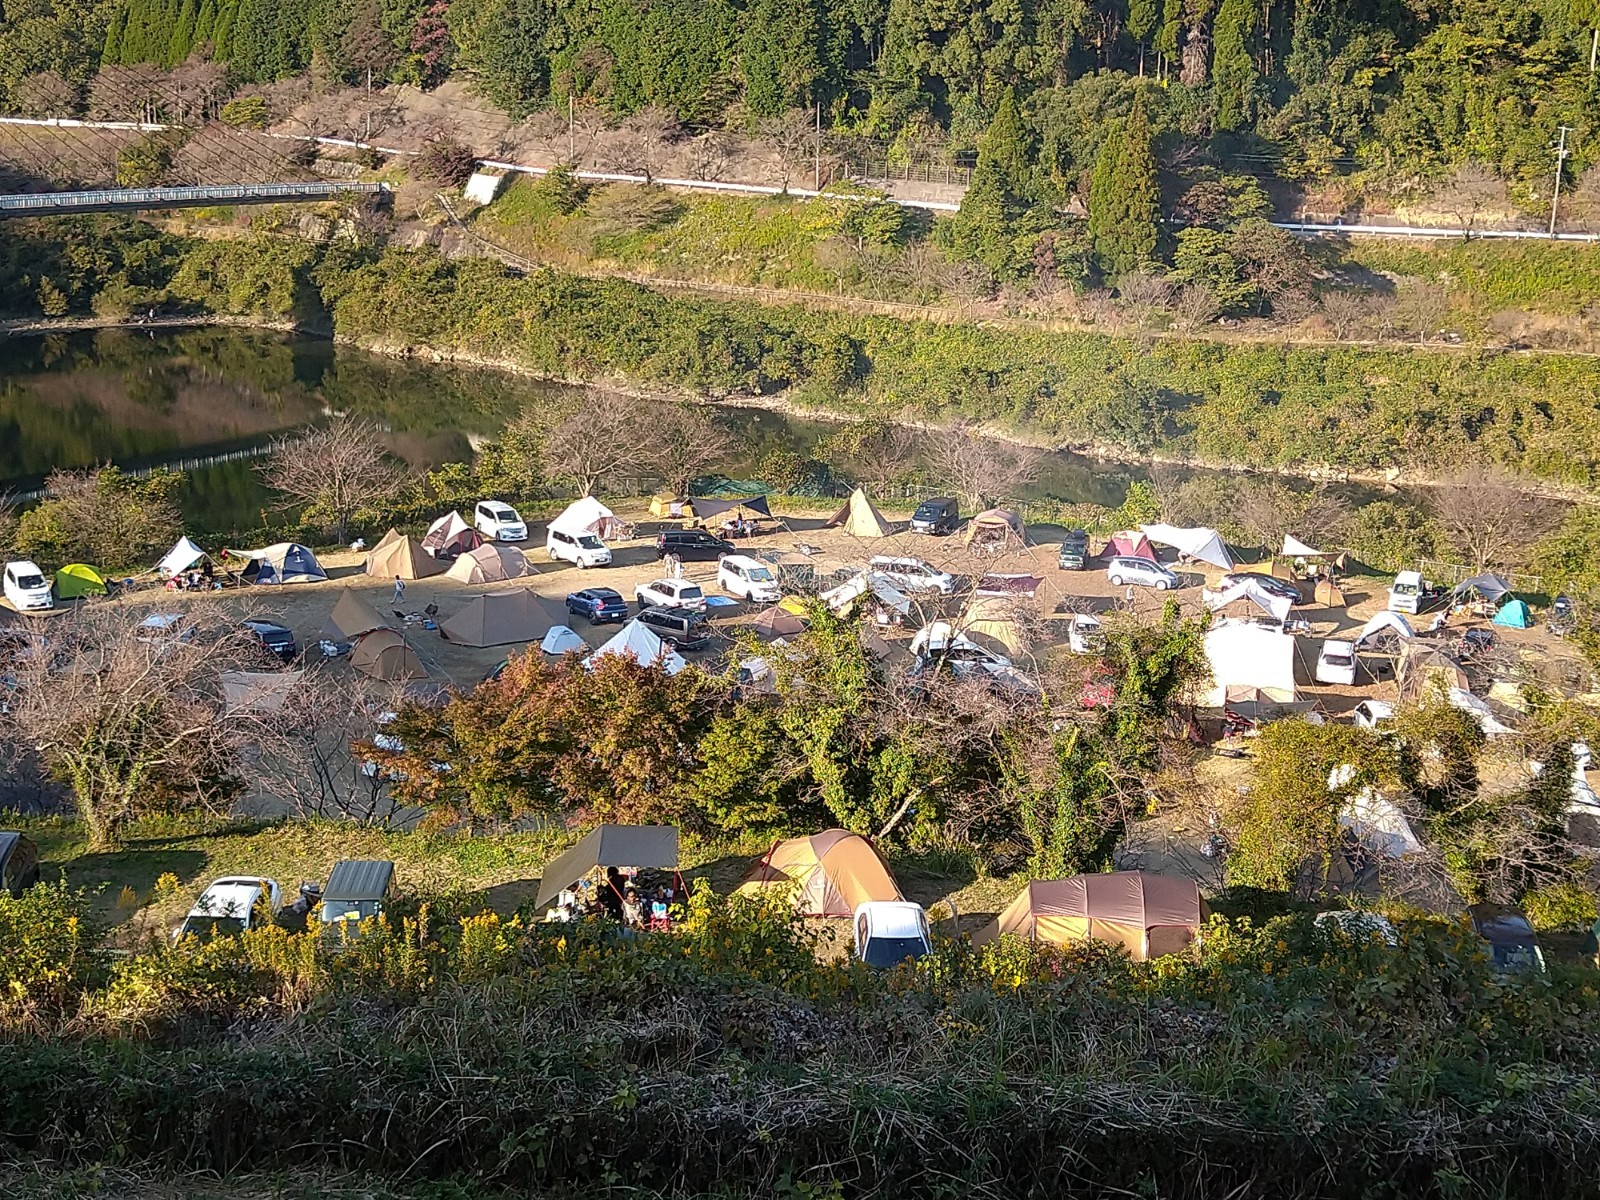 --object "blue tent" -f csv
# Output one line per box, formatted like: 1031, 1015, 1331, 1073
1492, 598, 1532, 629
237, 542, 327, 585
